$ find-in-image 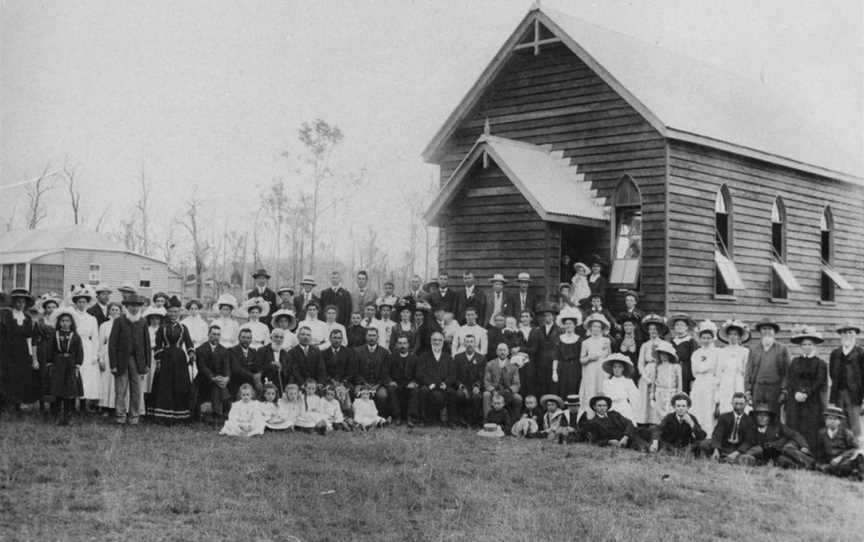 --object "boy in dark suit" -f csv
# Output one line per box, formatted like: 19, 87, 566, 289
650, 393, 707, 454
815, 406, 864, 479
699, 392, 755, 463
248, 269, 278, 327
